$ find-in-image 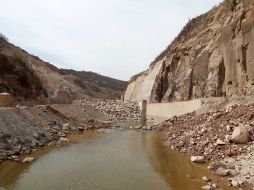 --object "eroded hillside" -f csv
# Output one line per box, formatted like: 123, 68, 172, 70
61, 69, 127, 100
0, 36, 127, 104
